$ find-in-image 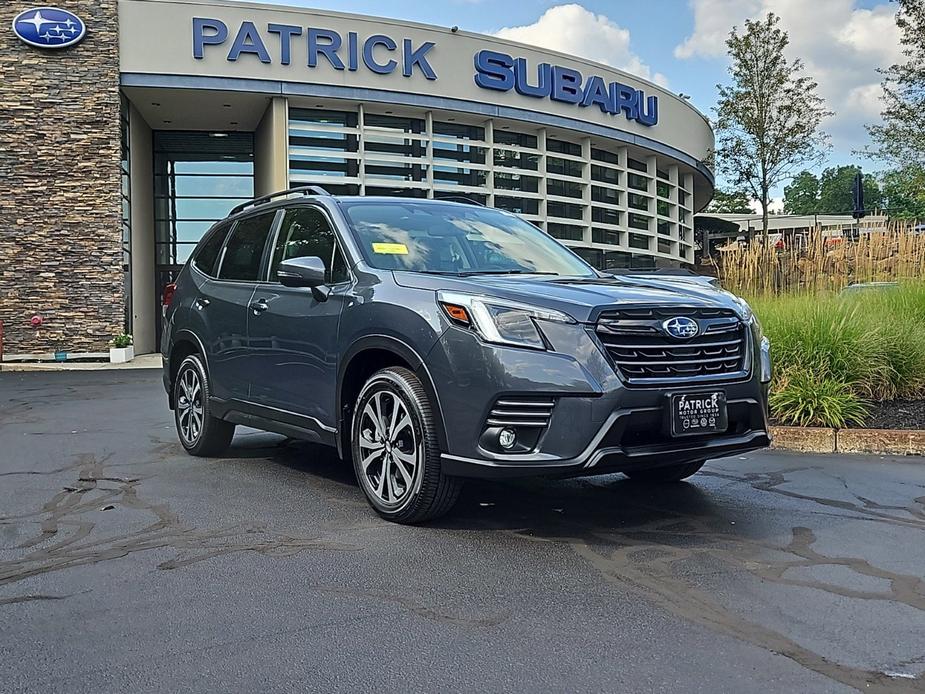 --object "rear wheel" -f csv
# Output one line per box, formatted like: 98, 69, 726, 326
174, 354, 235, 457
351, 367, 461, 524
624, 460, 706, 483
